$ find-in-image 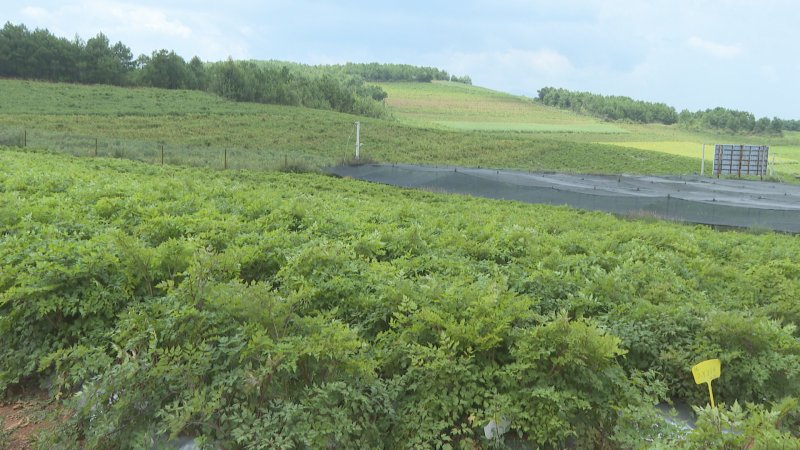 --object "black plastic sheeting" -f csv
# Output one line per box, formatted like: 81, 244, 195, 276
328, 164, 800, 233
